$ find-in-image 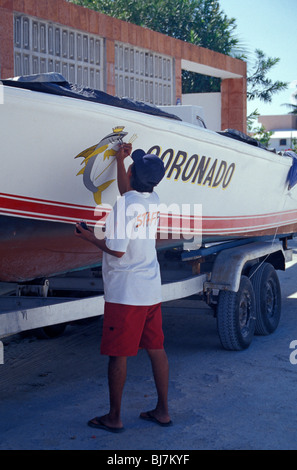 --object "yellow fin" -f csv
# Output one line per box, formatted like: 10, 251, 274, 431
86, 144, 109, 161
104, 148, 117, 160
93, 179, 115, 205
76, 144, 110, 175
75, 144, 97, 160
96, 144, 109, 154
80, 155, 93, 166
76, 167, 85, 176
